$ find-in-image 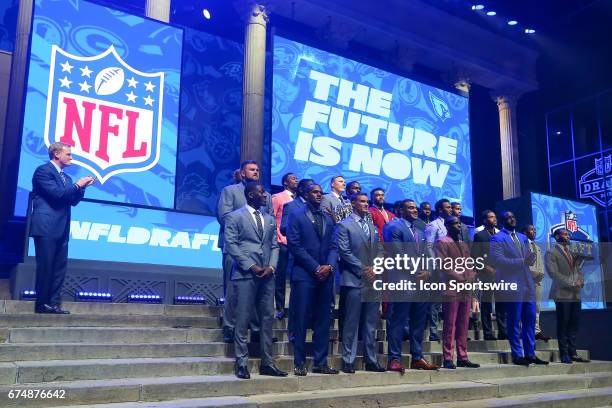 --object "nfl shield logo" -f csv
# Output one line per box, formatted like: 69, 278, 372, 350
564, 211, 578, 233
43, 45, 164, 183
